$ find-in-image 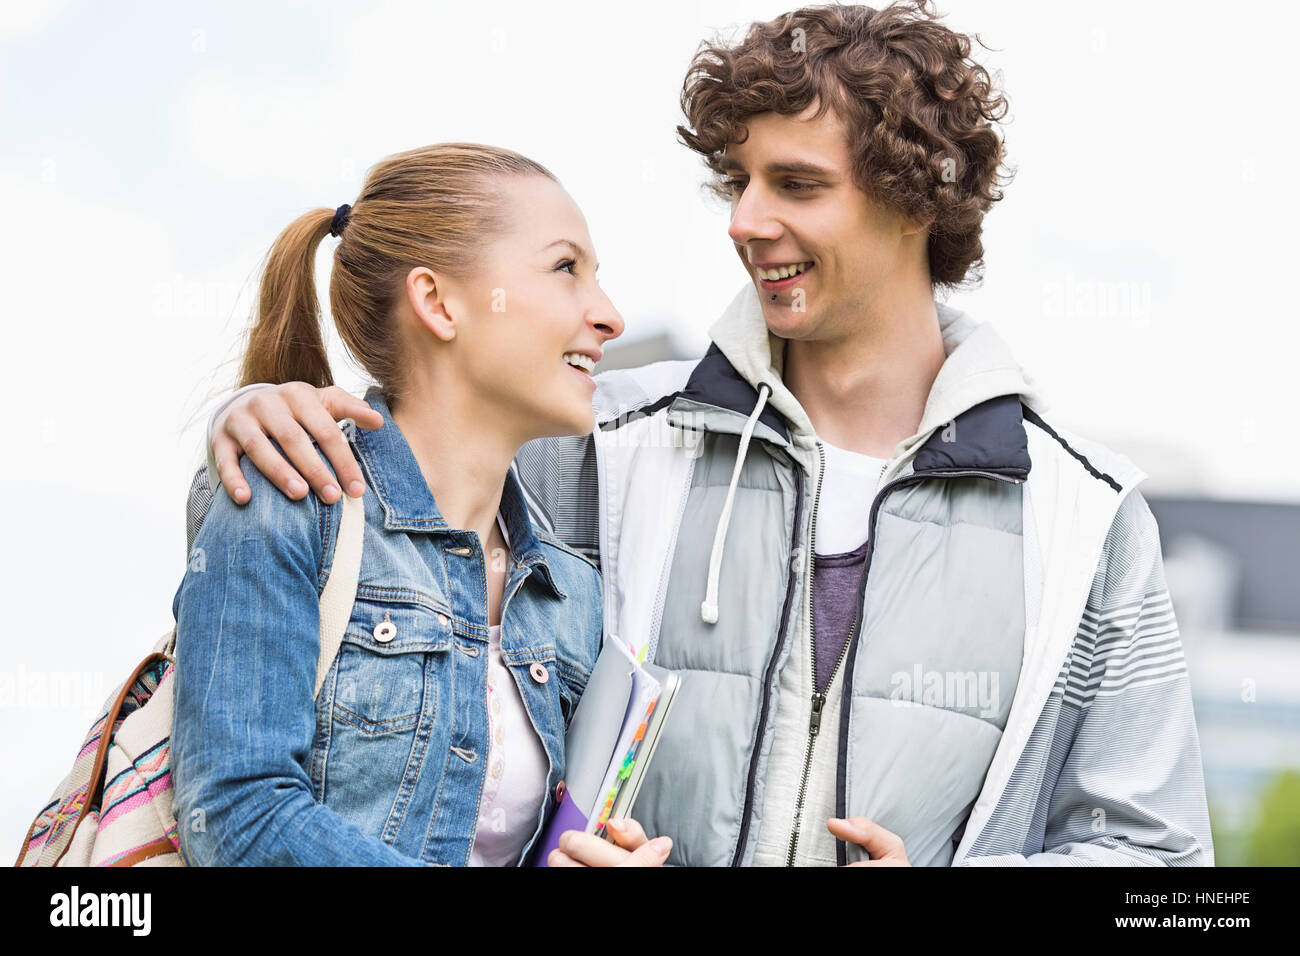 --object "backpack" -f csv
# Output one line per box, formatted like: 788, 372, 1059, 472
14, 489, 365, 867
